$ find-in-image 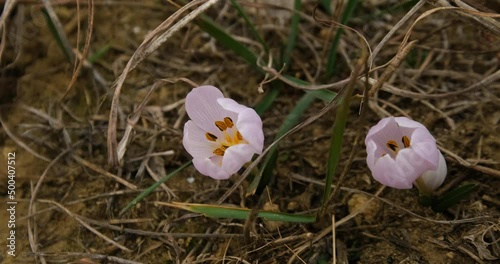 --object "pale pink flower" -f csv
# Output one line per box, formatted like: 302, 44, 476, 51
365, 117, 447, 190
415, 152, 447, 194
183, 86, 264, 180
